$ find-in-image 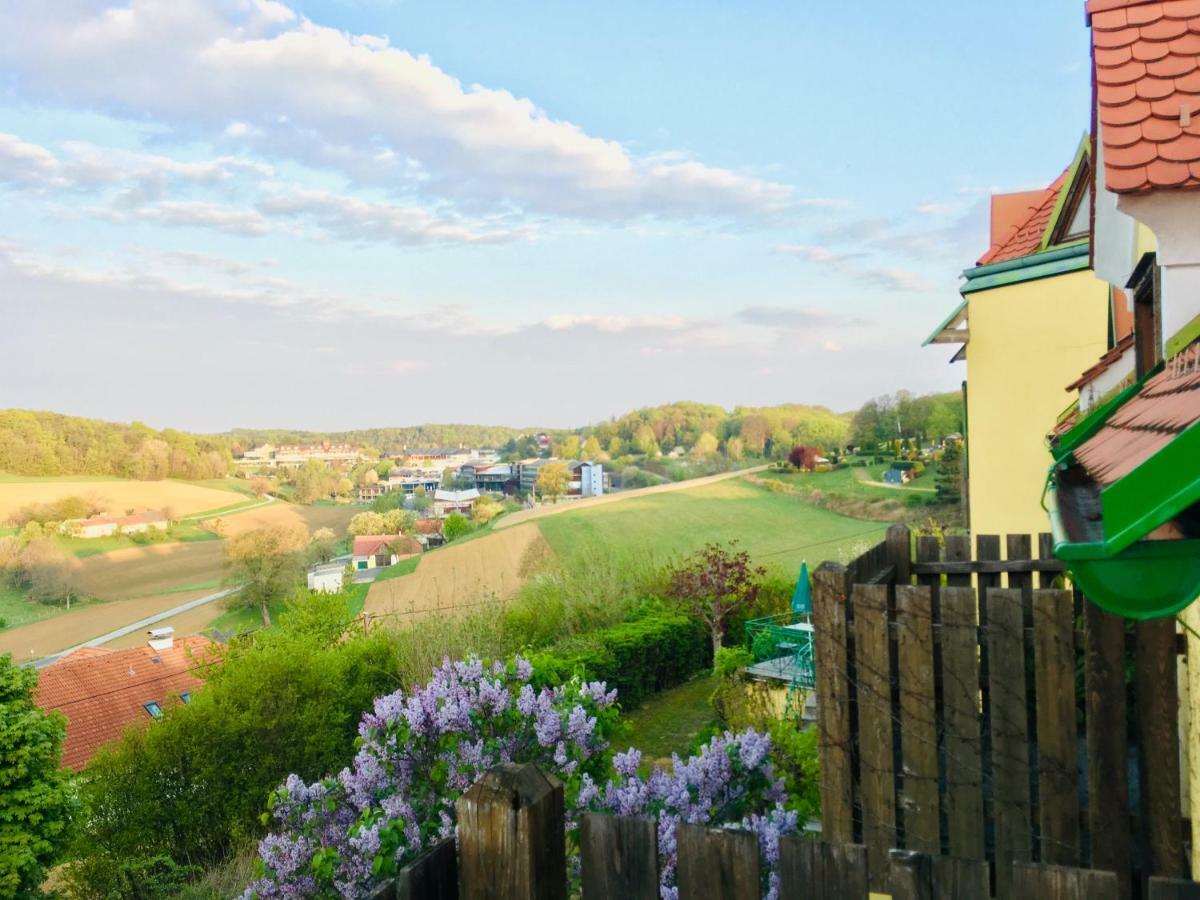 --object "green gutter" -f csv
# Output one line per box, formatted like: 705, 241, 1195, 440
962, 241, 1089, 281
921, 298, 967, 347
